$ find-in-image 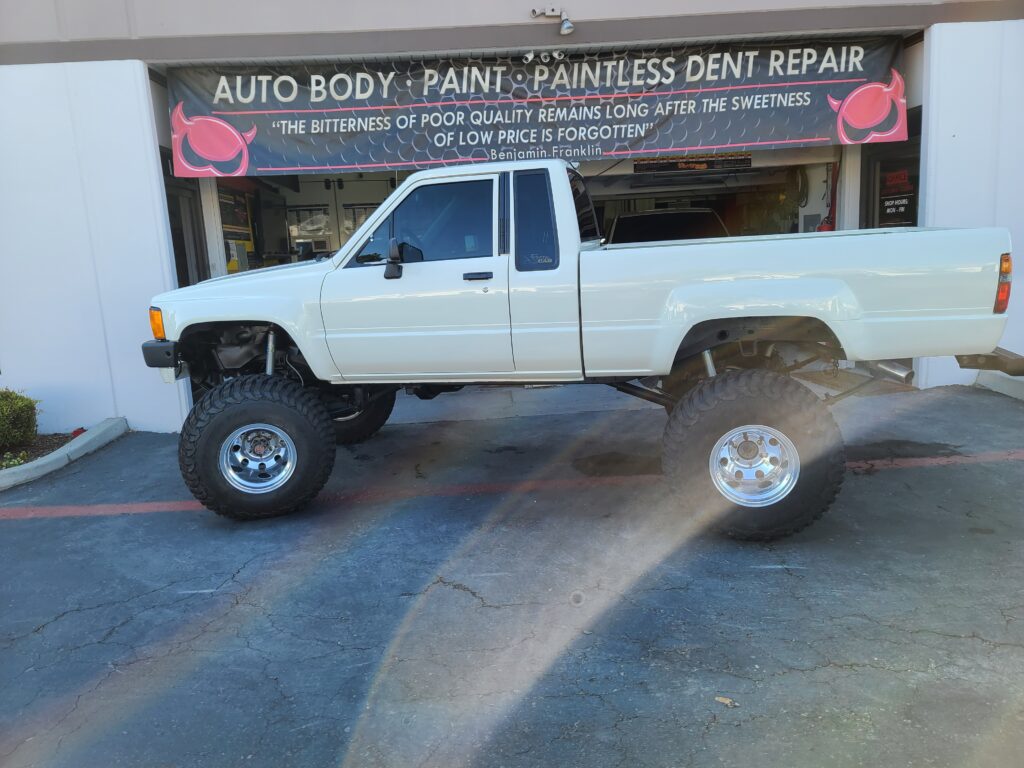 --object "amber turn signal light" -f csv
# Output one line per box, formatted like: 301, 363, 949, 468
149, 306, 166, 340
994, 253, 1012, 314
